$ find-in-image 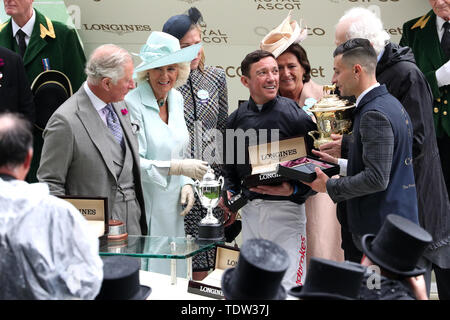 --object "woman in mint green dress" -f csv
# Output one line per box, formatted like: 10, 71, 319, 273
125, 31, 205, 277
